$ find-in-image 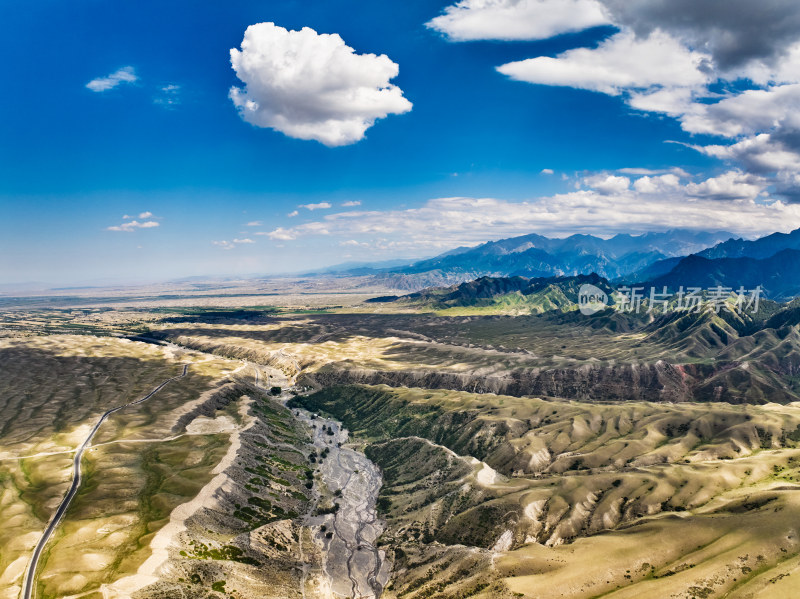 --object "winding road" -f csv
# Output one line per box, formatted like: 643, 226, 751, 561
20, 364, 189, 599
